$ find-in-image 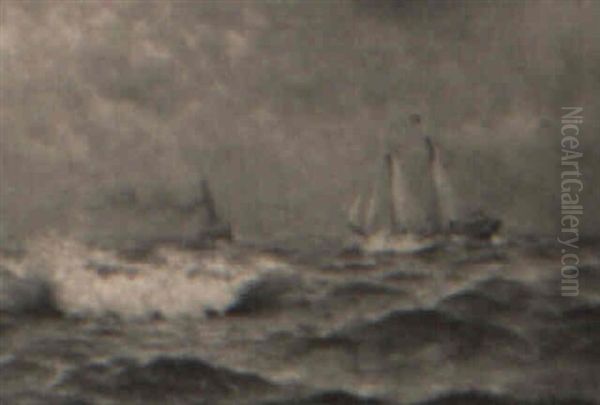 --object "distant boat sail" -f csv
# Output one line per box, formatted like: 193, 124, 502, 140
194, 179, 232, 244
